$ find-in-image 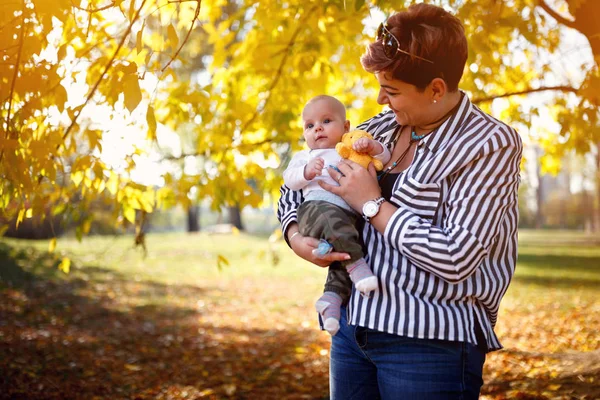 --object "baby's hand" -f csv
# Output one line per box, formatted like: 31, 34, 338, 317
352, 137, 375, 154
304, 157, 324, 180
